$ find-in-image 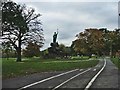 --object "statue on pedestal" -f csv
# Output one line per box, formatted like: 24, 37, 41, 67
44, 29, 67, 59
53, 30, 58, 43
